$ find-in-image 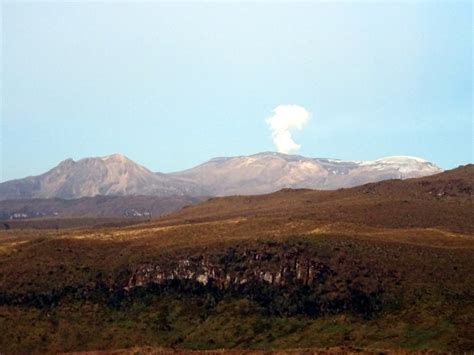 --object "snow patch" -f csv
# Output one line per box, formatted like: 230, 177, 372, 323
375, 156, 428, 164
